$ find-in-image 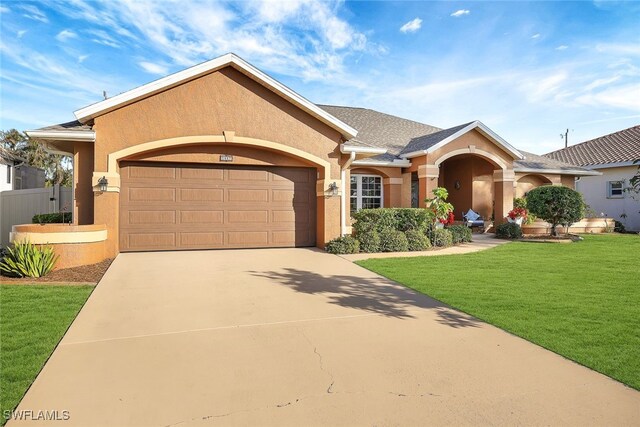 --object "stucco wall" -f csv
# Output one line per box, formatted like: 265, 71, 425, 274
515, 174, 551, 198
576, 166, 640, 231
